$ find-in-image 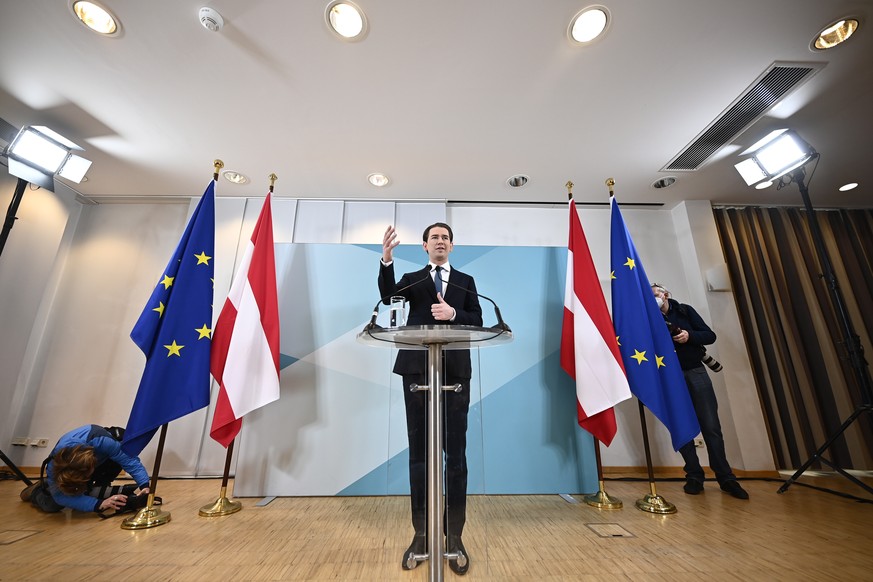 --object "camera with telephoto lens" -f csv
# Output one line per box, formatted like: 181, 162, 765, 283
701, 350, 723, 373
664, 320, 723, 372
